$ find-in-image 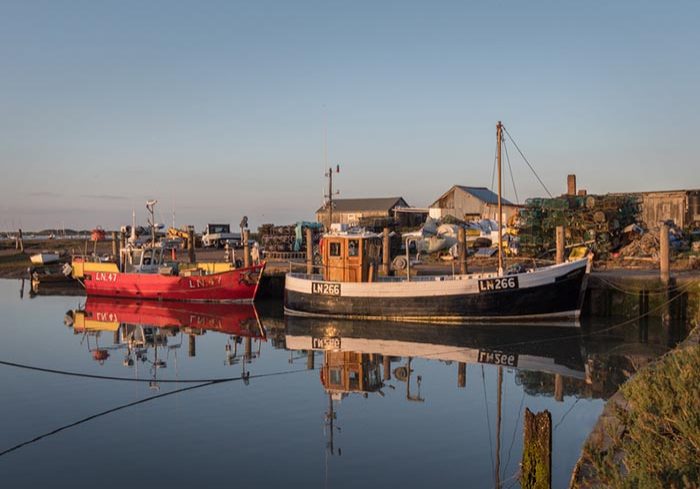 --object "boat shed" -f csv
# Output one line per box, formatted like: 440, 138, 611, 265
429, 185, 520, 223
316, 197, 411, 228
639, 189, 700, 228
